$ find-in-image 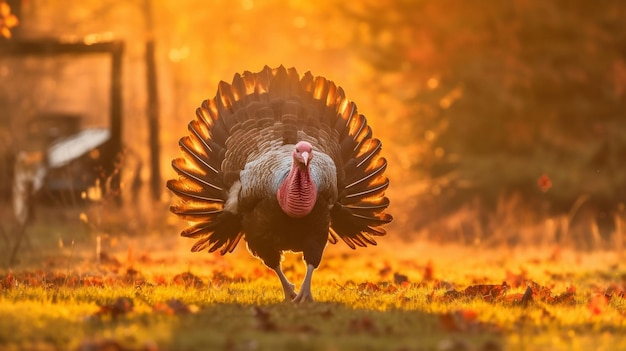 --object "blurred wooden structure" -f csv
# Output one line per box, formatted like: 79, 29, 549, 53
0, 38, 125, 164
0, 38, 125, 265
